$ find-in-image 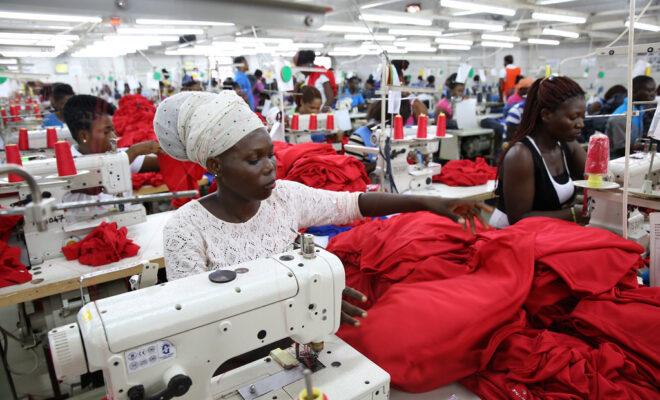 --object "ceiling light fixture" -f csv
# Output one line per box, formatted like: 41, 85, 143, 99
0, 58, 17, 64
481, 40, 514, 48
531, 12, 586, 24
435, 37, 473, 45
448, 21, 504, 31
0, 11, 101, 23
135, 18, 234, 26
235, 37, 293, 44
481, 33, 520, 42
389, 28, 443, 36
528, 38, 560, 45
437, 44, 471, 50
406, 3, 422, 13
117, 27, 204, 35
625, 20, 660, 32
541, 28, 579, 38
440, 0, 516, 16
345, 33, 396, 41
359, 12, 432, 26
318, 24, 370, 33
